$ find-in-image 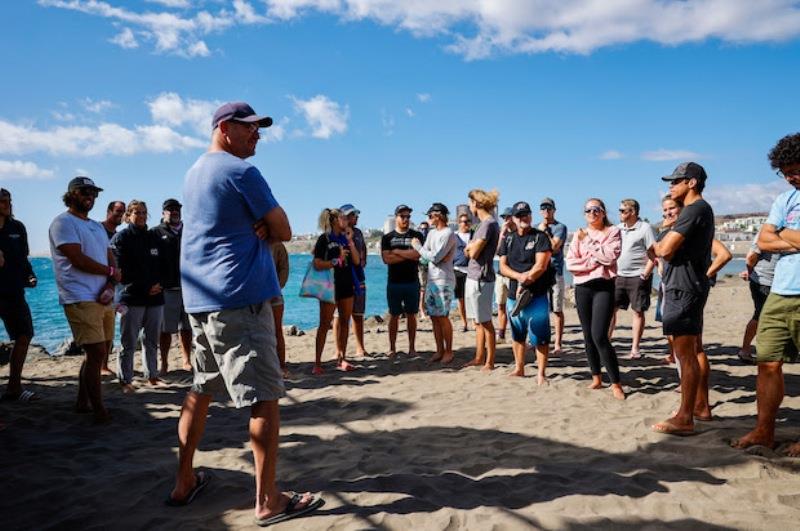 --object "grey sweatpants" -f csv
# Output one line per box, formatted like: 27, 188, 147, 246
118, 305, 164, 383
